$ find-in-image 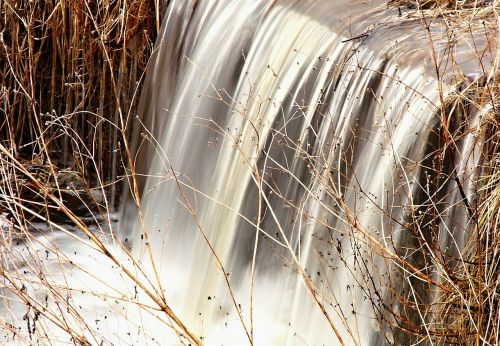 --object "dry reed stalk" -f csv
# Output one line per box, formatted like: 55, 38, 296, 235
0, 0, 159, 195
